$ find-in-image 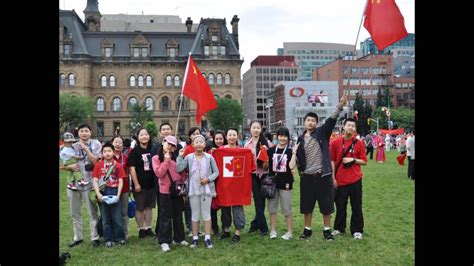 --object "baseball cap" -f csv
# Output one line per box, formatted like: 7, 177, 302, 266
164, 135, 177, 146
63, 132, 76, 142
